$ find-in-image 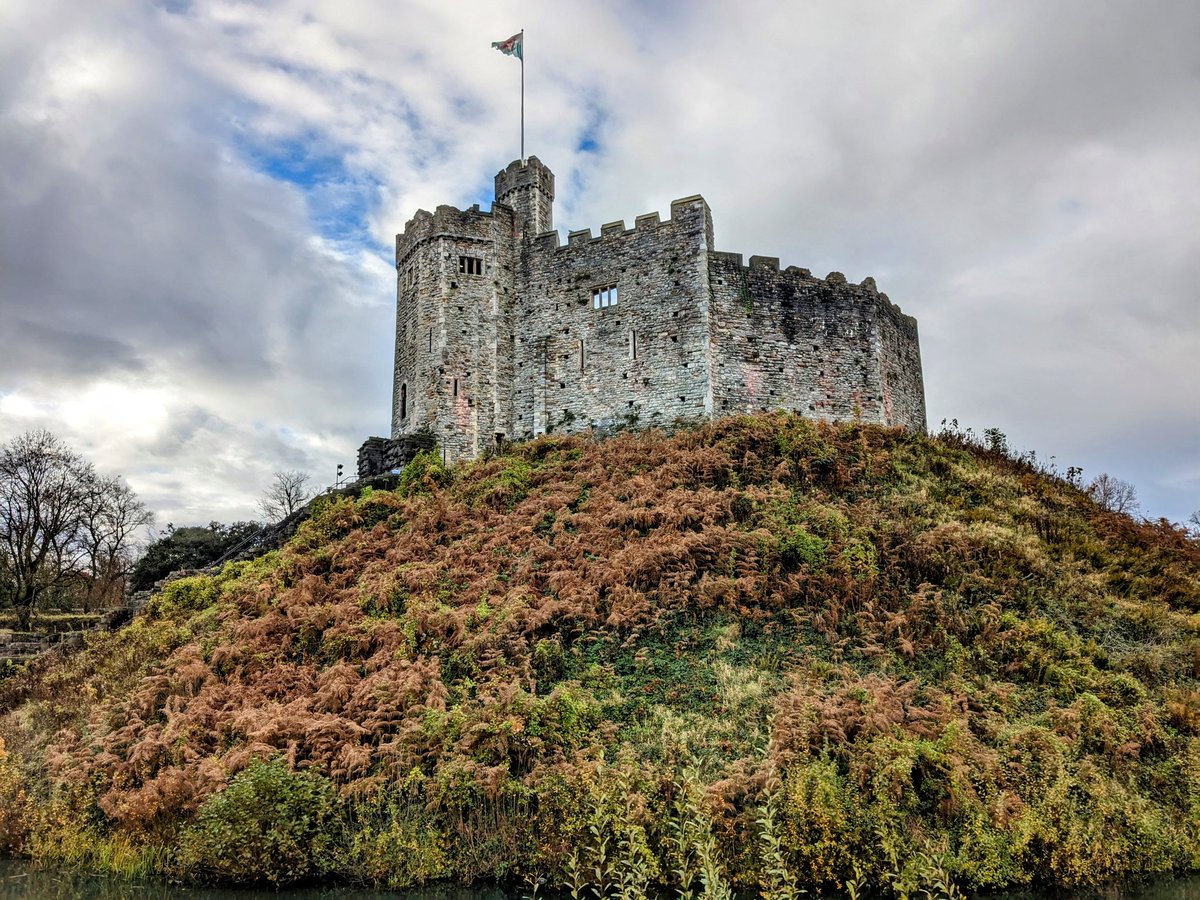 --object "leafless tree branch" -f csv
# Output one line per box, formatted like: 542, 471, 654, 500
1086, 473, 1140, 516
258, 469, 312, 522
